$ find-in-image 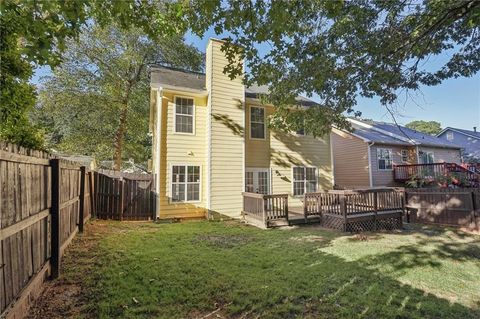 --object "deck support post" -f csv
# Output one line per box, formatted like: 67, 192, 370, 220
303, 194, 308, 223
262, 195, 267, 228
284, 195, 289, 223
340, 194, 347, 232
